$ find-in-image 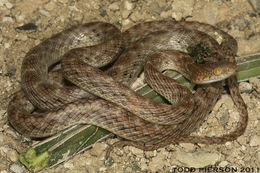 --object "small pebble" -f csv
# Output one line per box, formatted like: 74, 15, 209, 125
5, 2, 12, 9
122, 0, 134, 11
7, 149, 19, 162
44, 1, 56, 11
18, 34, 28, 41
121, 10, 131, 19
39, 9, 50, 17
218, 160, 229, 167
256, 151, 260, 160
0, 133, 3, 143
4, 43, 10, 48
15, 15, 24, 22
240, 145, 247, 151
89, 143, 107, 156
213, 94, 234, 111
239, 82, 253, 93
253, 120, 259, 127
104, 157, 114, 166
109, 2, 120, 10
58, 0, 68, 4
175, 150, 221, 168
148, 153, 168, 172
9, 163, 25, 173
130, 147, 143, 156
179, 143, 196, 152
249, 77, 260, 93
249, 135, 260, 146
2, 16, 13, 22
144, 150, 157, 159
0, 1, 4, 7
99, 167, 107, 172
0, 171, 8, 173
64, 162, 74, 169
249, 0, 260, 14
225, 142, 232, 149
